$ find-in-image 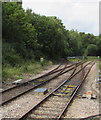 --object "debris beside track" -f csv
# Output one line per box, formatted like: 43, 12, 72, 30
12, 79, 22, 85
